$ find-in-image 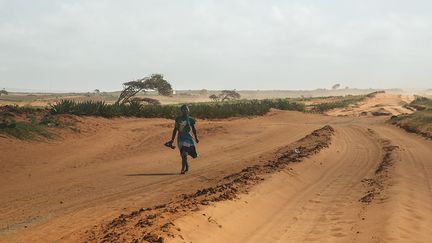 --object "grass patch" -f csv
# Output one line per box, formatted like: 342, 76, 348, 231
0, 105, 44, 114
0, 106, 63, 140
407, 95, 432, 111
0, 121, 54, 140
388, 96, 432, 139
